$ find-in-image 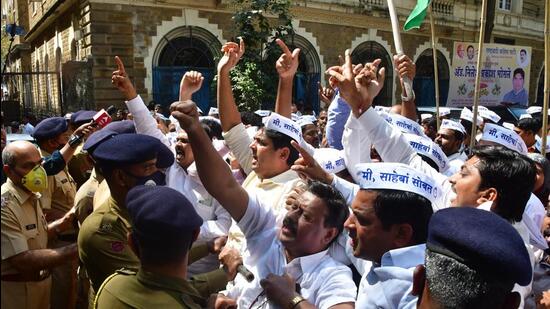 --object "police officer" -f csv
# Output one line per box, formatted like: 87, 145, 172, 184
94, 185, 242, 308
1, 141, 77, 309
78, 133, 174, 296
33, 116, 94, 309
79, 134, 230, 306
33, 117, 78, 222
